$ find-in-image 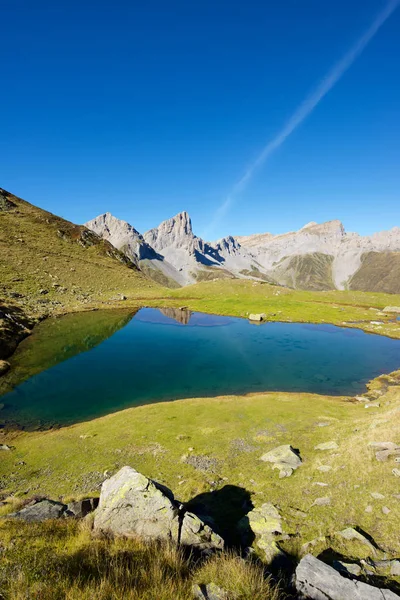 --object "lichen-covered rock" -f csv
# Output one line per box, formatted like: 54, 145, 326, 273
192, 582, 229, 600
238, 502, 286, 563
8, 499, 67, 522
93, 466, 224, 550
94, 466, 178, 539
179, 511, 224, 550
260, 444, 302, 477
296, 554, 399, 599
